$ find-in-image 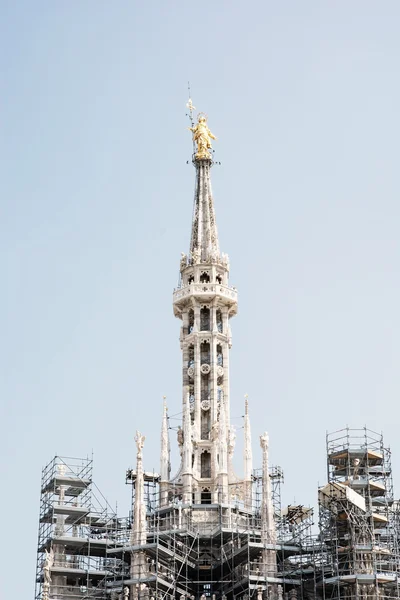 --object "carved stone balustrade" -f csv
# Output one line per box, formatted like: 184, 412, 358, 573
173, 284, 238, 317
